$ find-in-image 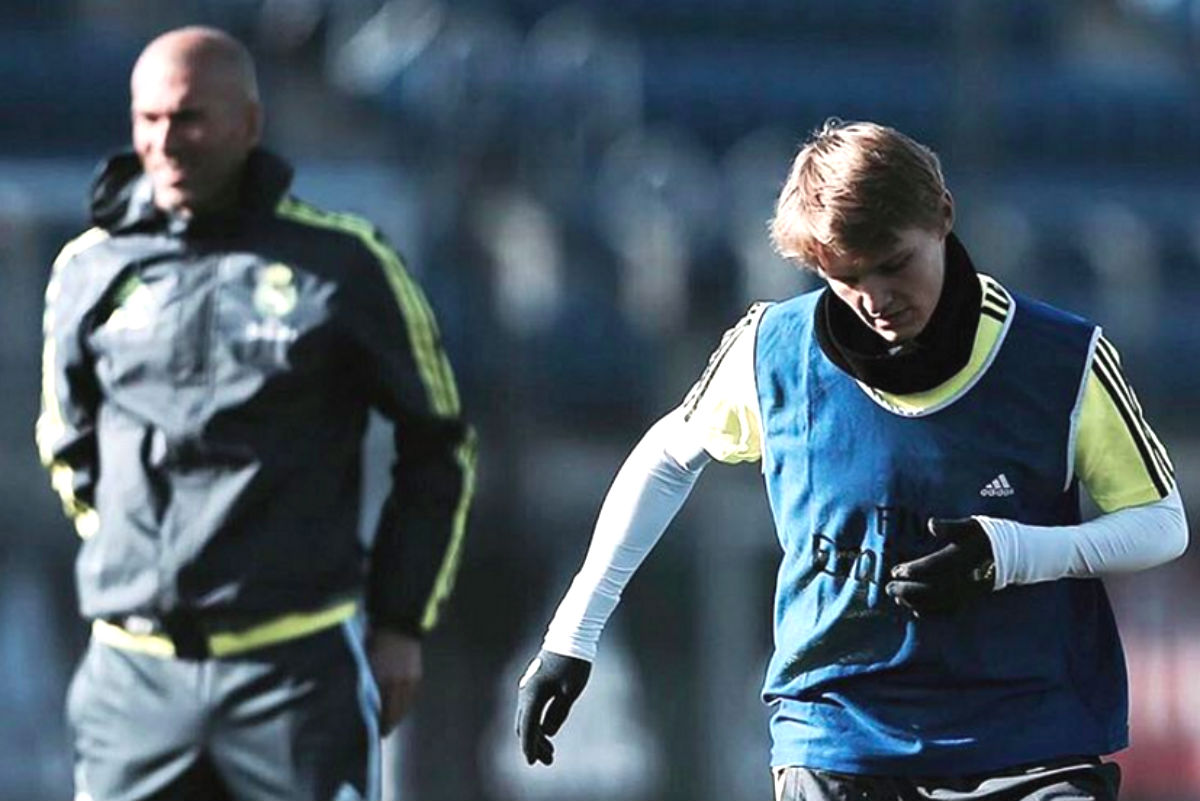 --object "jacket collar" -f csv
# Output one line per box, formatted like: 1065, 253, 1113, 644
89, 148, 295, 235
